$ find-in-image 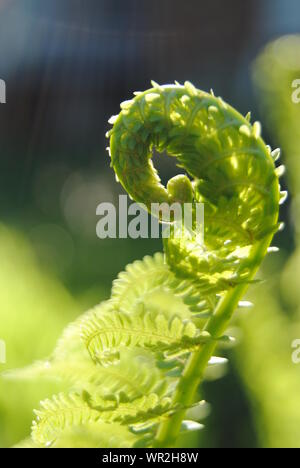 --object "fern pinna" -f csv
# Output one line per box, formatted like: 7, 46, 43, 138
10, 81, 283, 448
